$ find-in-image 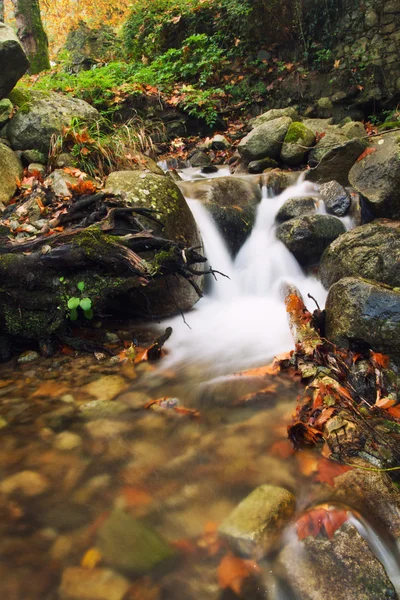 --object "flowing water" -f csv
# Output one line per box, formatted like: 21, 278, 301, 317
0, 172, 399, 599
